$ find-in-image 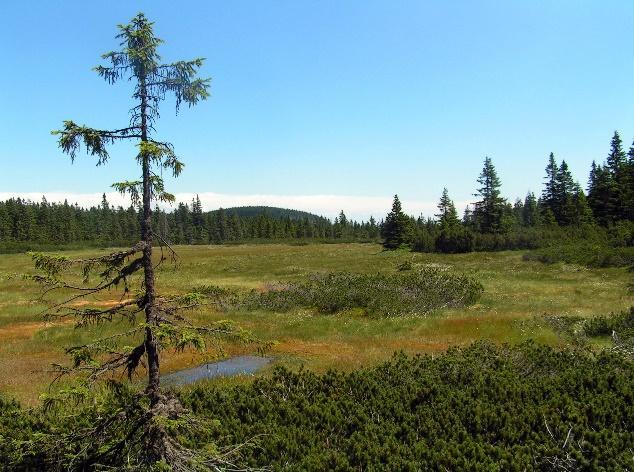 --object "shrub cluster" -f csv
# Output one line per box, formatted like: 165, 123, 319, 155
522, 243, 634, 268
3, 342, 634, 470
415, 221, 634, 255
181, 341, 634, 471
0, 397, 48, 470
525, 308, 634, 358
241, 268, 483, 316
583, 306, 634, 338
